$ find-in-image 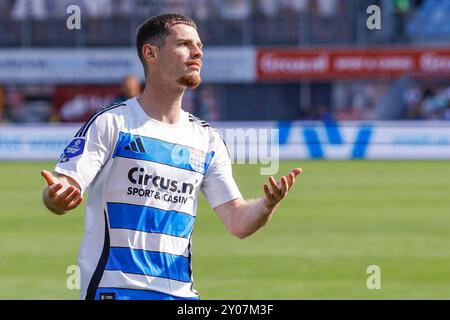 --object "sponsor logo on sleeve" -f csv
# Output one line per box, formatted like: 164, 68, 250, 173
63, 138, 86, 159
